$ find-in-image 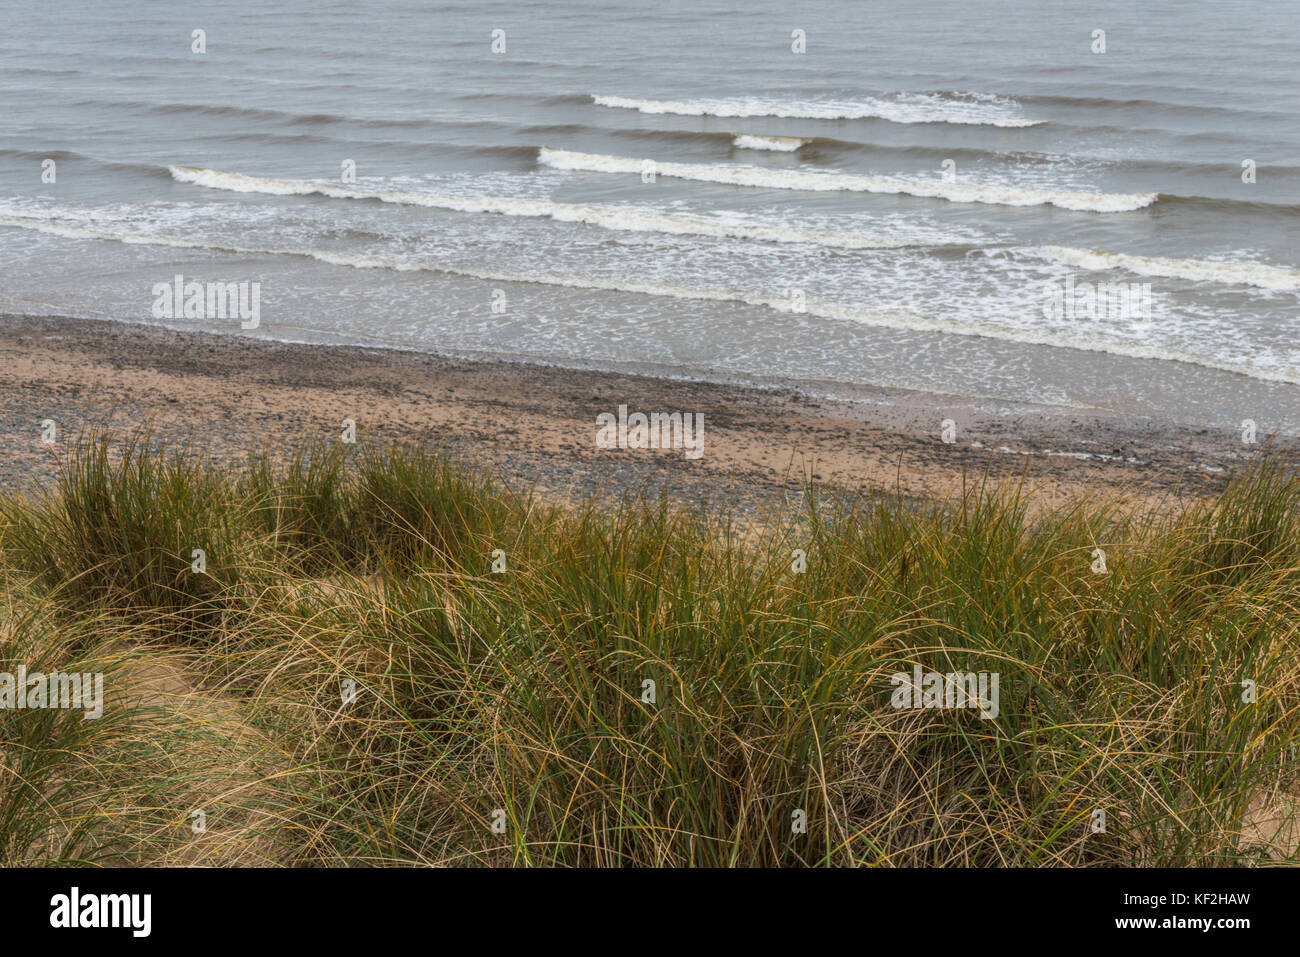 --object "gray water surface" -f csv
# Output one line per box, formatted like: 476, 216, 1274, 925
2, 0, 1297, 431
